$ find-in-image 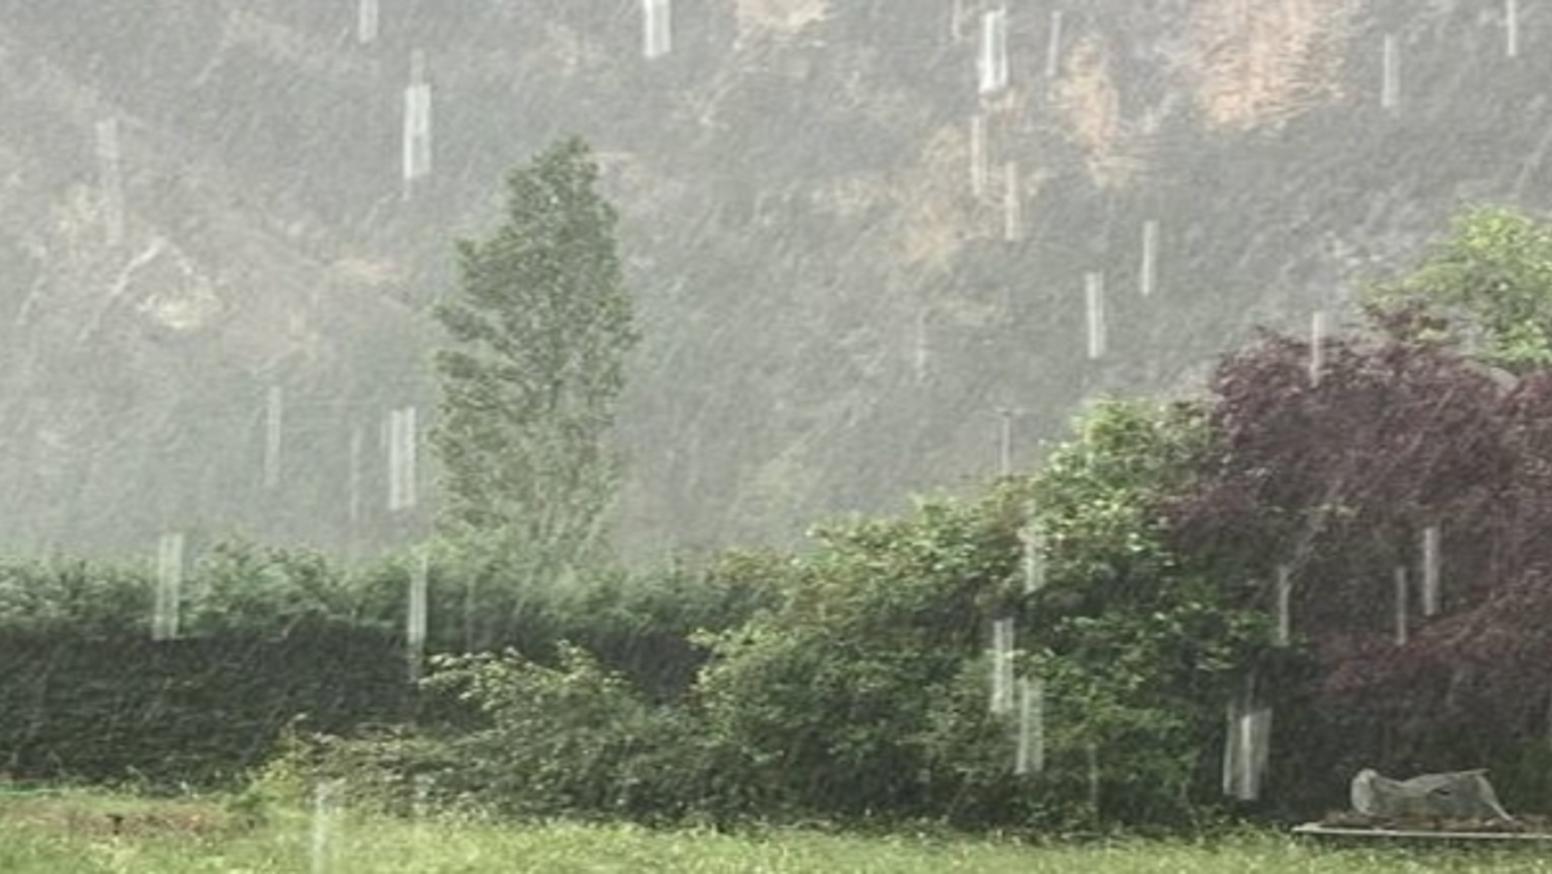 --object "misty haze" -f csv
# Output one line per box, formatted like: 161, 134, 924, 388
7, 2, 1552, 871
